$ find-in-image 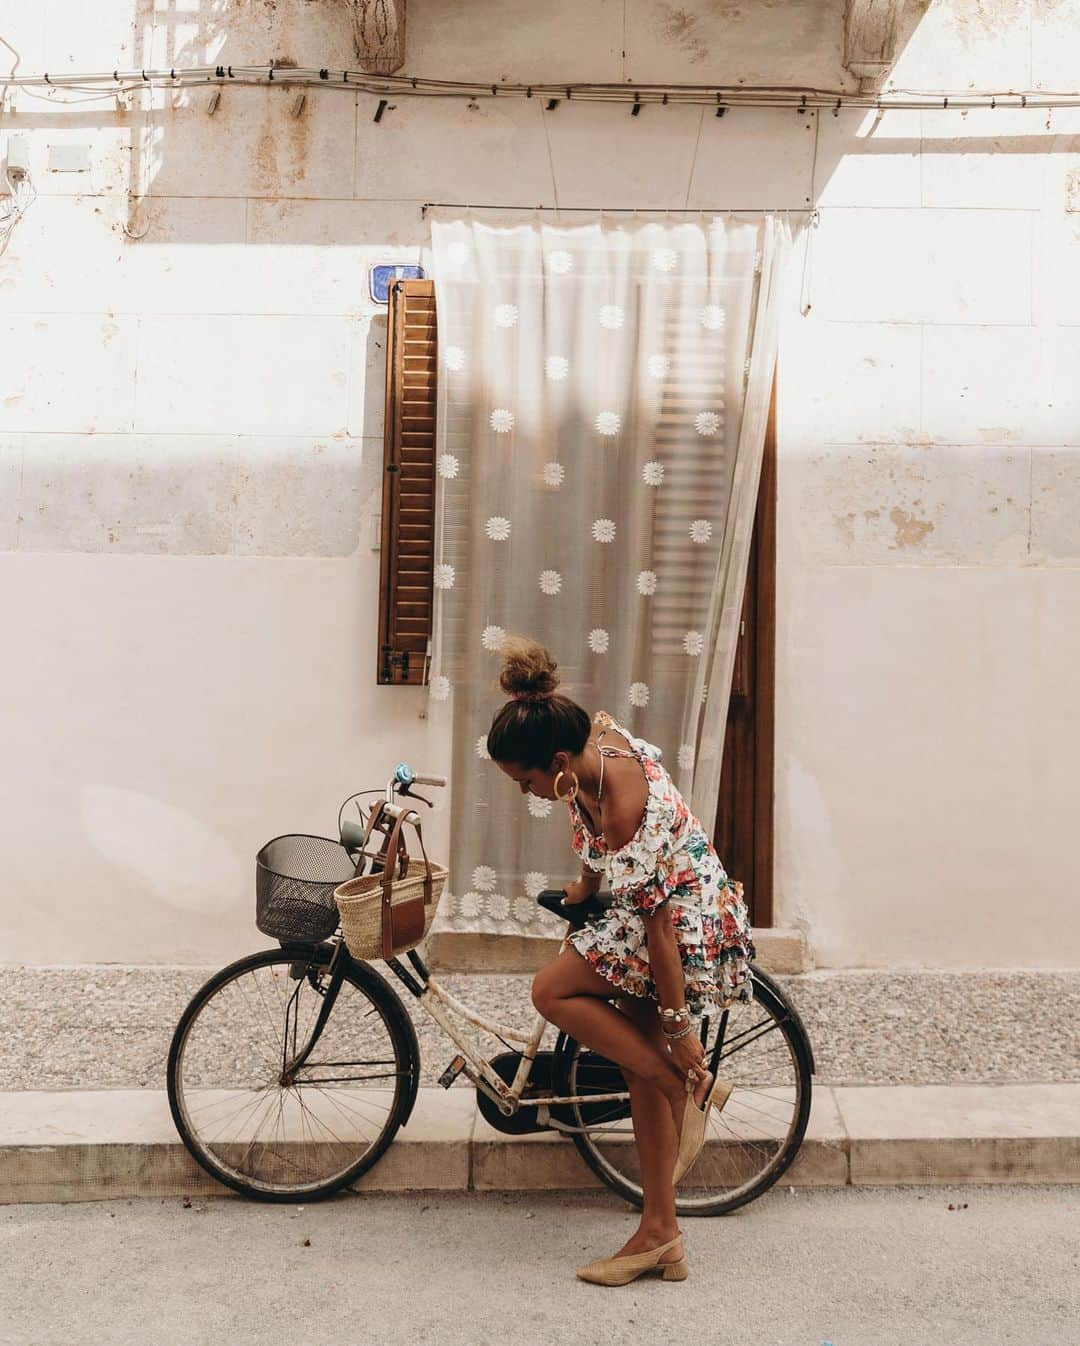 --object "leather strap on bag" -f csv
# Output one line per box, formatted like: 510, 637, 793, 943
354, 801, 409, 881
377, 808, 434, 960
